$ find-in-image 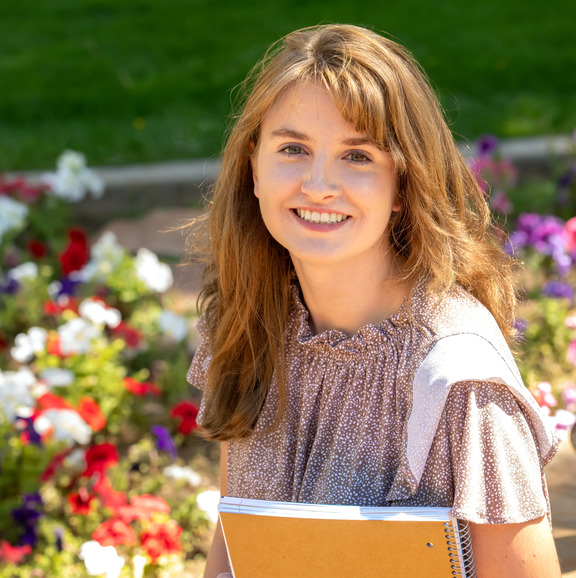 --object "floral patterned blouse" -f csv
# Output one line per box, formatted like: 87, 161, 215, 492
188, 280, 557, 524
